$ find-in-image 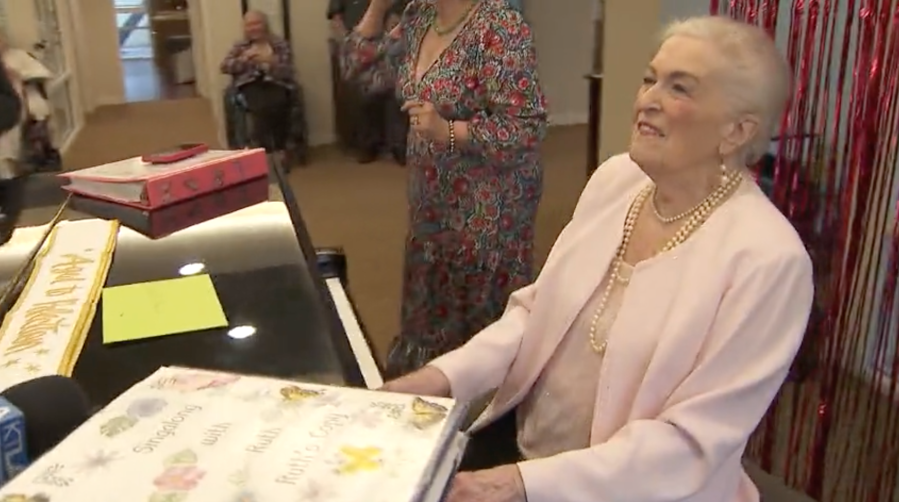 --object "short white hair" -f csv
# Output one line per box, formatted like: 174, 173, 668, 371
661, 16, 791, 164
244, 9, 270, 25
